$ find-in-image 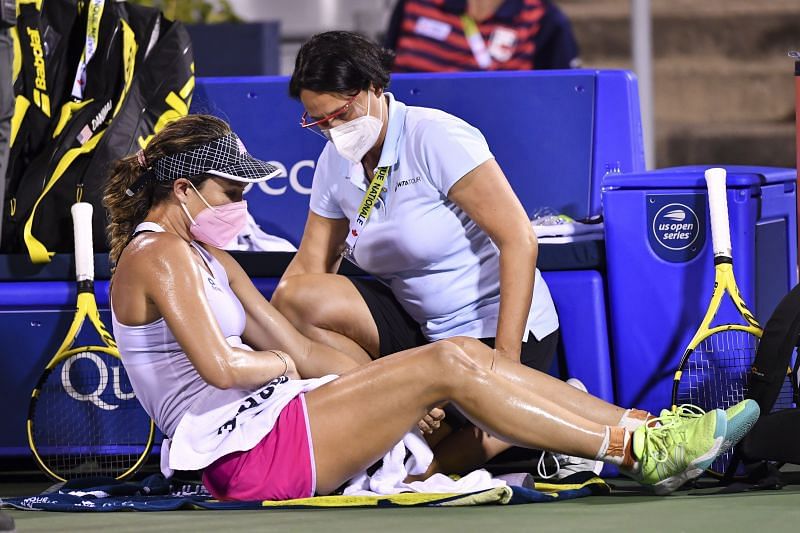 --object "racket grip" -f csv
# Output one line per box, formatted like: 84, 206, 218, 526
71, 202, 95, 282
704, 167, 732, 259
